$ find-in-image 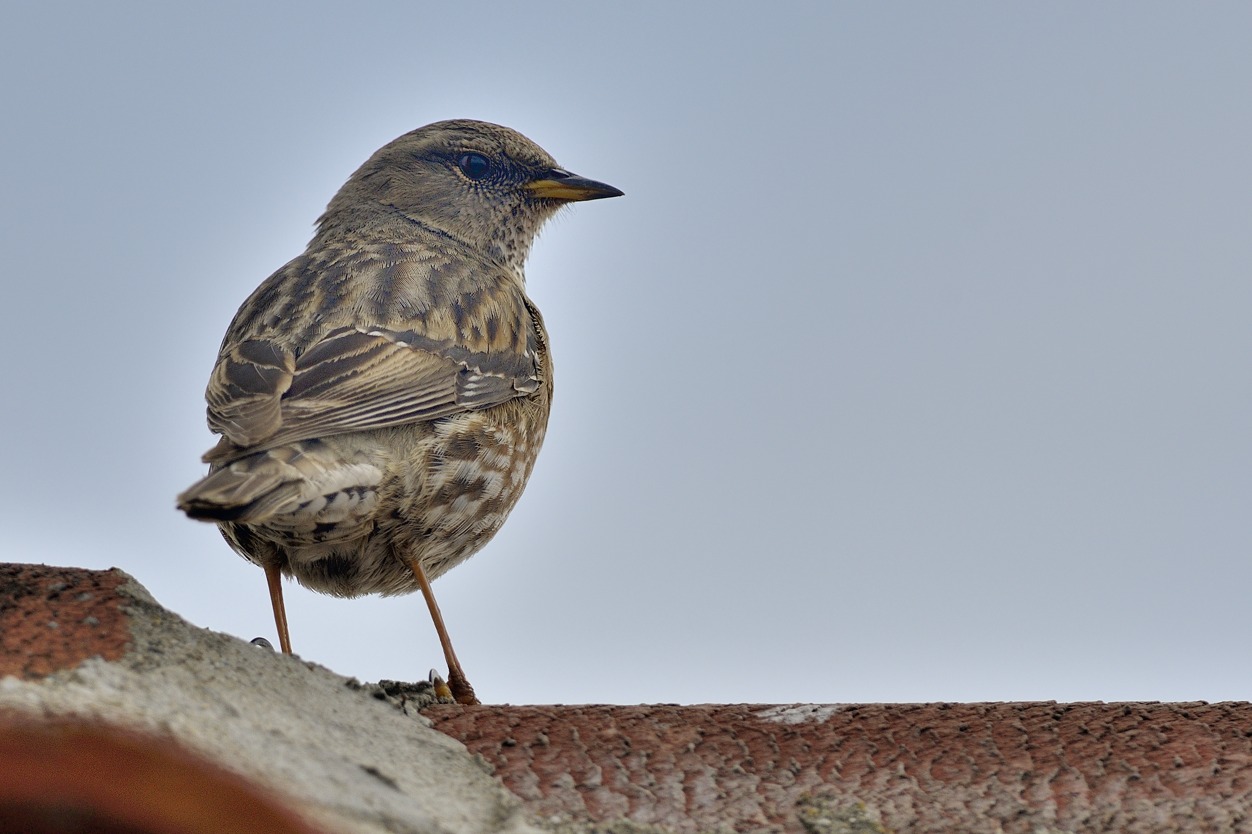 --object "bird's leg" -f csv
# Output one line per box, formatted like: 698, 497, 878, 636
403, 554, 480, 705
264, 562, 293, 654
